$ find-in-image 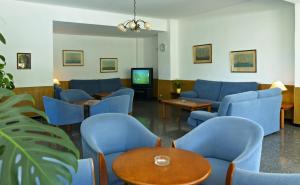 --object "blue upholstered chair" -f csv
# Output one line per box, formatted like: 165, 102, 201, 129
90, 95, 130, 116
174, 116, 264, 185
188, 88, 282, 136
43, 96, 84, 131
60, 89, 94, 102
106, 88, 134, 113
81, 113, 161, 185
229, 167, 300, 185
70, 158, 95, 185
